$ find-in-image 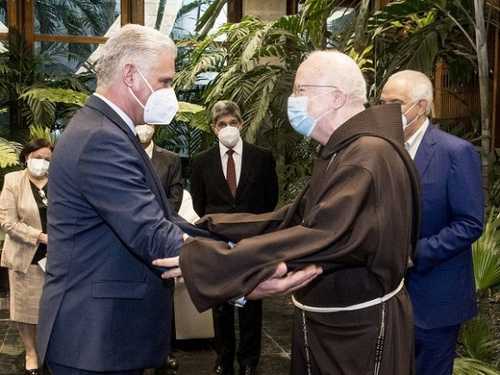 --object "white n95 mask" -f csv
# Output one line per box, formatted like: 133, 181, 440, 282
129, 69, 179, 125
218, 126, 241, 148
